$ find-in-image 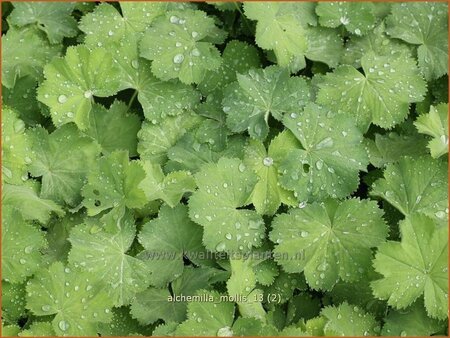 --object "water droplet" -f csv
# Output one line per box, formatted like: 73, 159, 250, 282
13, 120, 25, 134
66, 112, 74, 118
131, 59, 139, 69
217, 326, 233, 337
223, 183, 228, 188
238, 163, 246, 172
225, 233, 232, 240
58, 320, 69, 332
191, 48, 201, 57
58, 95, 67, 104
41, 305, 50, 312
315, 160, 323, 170
169, 15, 179, 24
108, 30, 114, 36
19, 258, 26, 264
263, 157, 273, 167
191, 31, 198, 38
235, 222, 241, 229
24, 246, 33, 254
84, 91, 92, 99
64, 267, 71, 273
316, 137, 333, 149
173, 54, 184, 64
298, 201, 307, 209
300, 231, 309, 238
216, 242, 226, 251
435, 211, 446, 219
